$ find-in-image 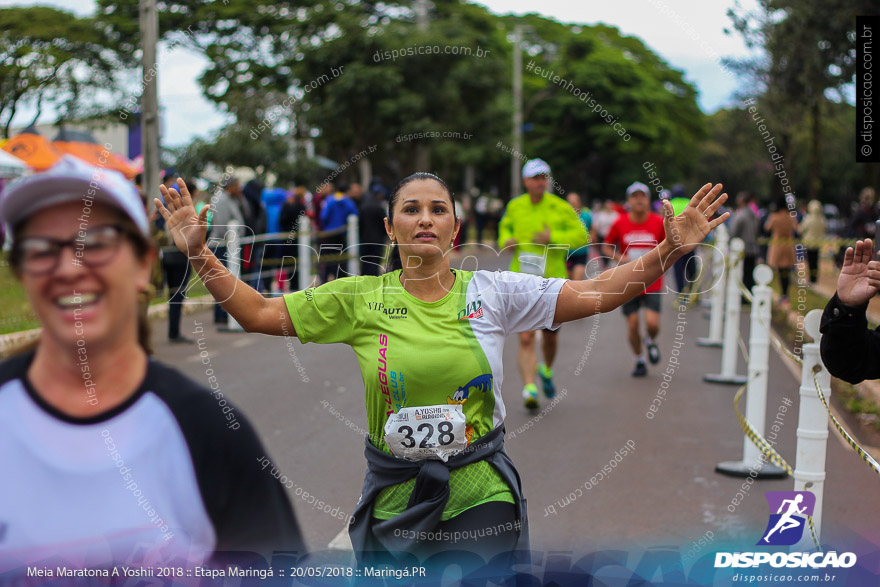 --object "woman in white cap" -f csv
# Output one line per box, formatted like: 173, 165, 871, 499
0, 156, 303, 573
155, 172, 729, 568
